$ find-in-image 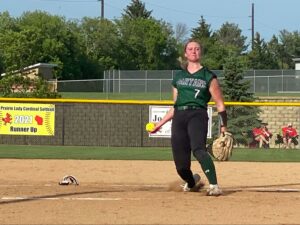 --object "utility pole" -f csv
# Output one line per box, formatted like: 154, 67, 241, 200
250, 3, 254, 50
98, 0, 104, 19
